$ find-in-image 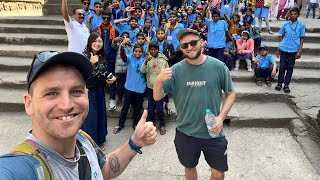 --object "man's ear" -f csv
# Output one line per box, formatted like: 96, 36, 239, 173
24, 93, 33, 116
